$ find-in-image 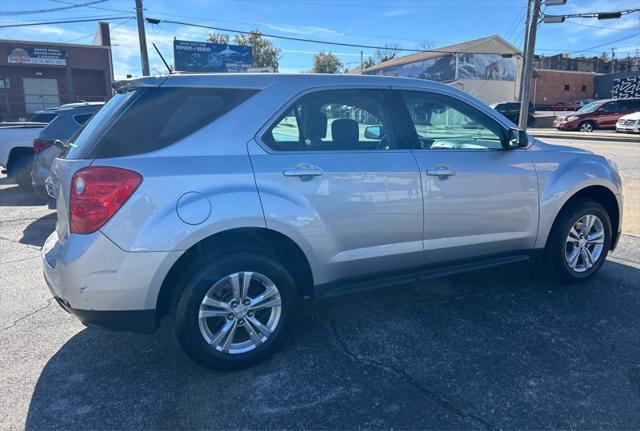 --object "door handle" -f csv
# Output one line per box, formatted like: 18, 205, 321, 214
426, 166, 456, 177
283, 164, 323, 178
